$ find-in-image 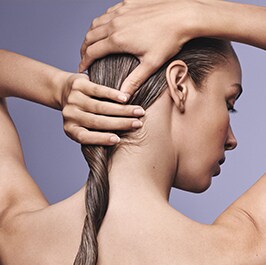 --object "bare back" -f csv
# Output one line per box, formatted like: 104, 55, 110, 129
0, 99, 266, 264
